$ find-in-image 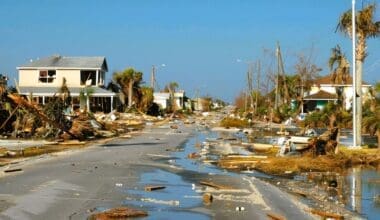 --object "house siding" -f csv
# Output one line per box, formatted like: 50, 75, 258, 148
19, 69, 39, 86
19, 69, 82, 87
56, 69, 81, 87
